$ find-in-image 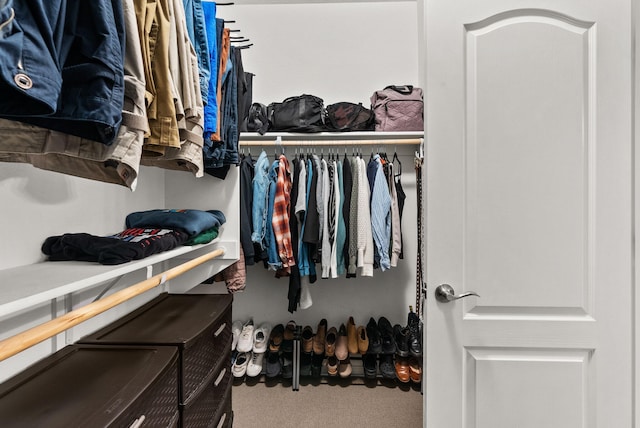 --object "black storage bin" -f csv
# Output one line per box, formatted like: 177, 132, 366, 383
208, 379, 233, 428
80, 293, 233, 407
0, 344, 179, 428
181, 349, 233, 428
